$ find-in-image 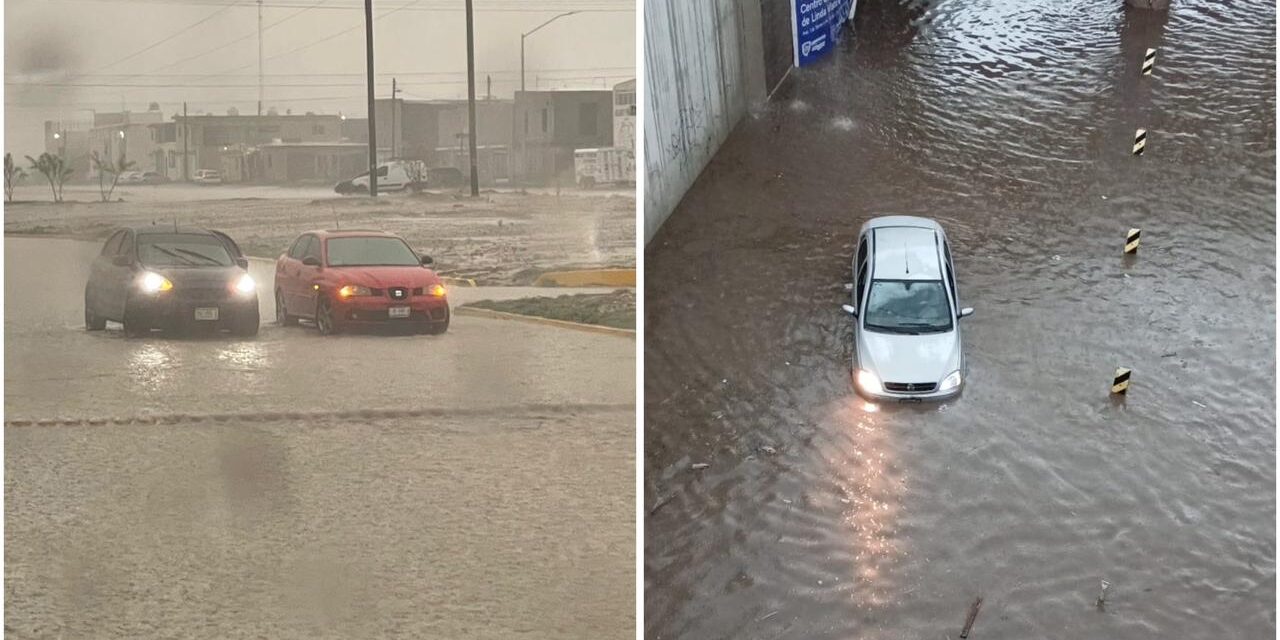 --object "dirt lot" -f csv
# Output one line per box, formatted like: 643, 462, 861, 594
4, 188, 634, 286
464, 290, 635, 329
